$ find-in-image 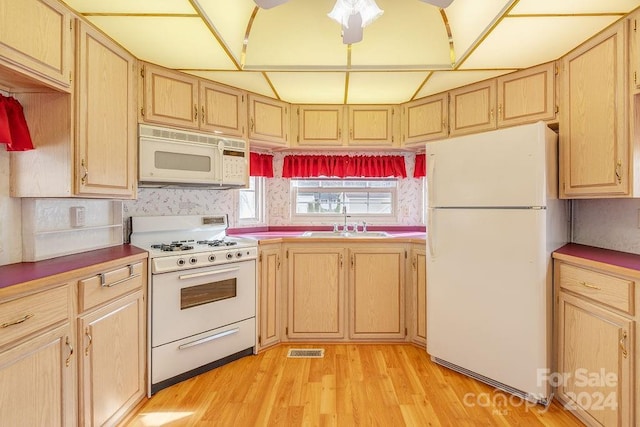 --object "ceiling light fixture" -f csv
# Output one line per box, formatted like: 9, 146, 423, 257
328, 0, 384, 29
328, 0, 383, 44
253, 0, 289, 9
253, 0, 453, 44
